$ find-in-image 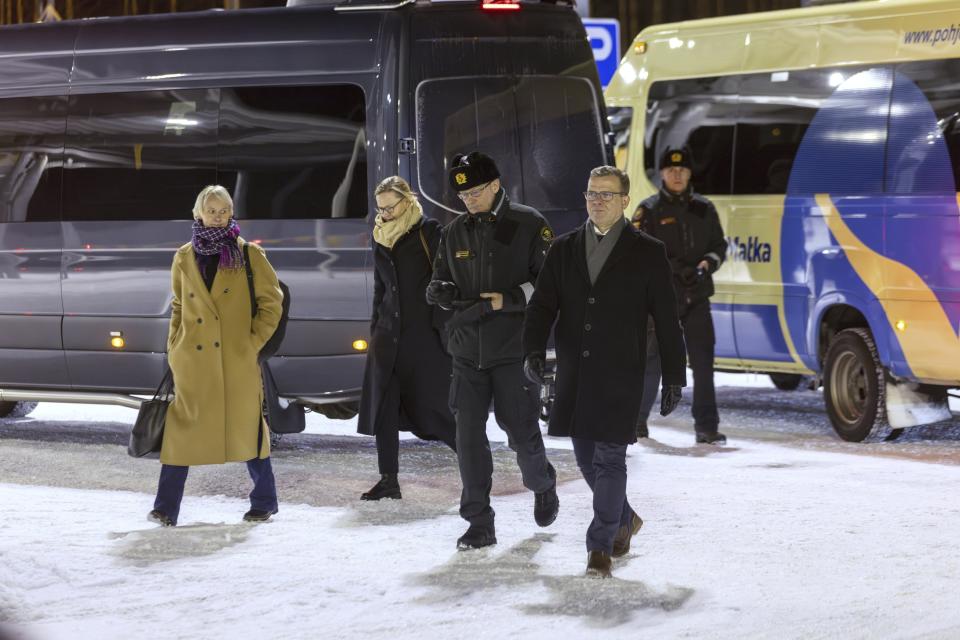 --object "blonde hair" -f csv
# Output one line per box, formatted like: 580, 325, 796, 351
374, 176, 417, 202
192, 185, 234, 220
